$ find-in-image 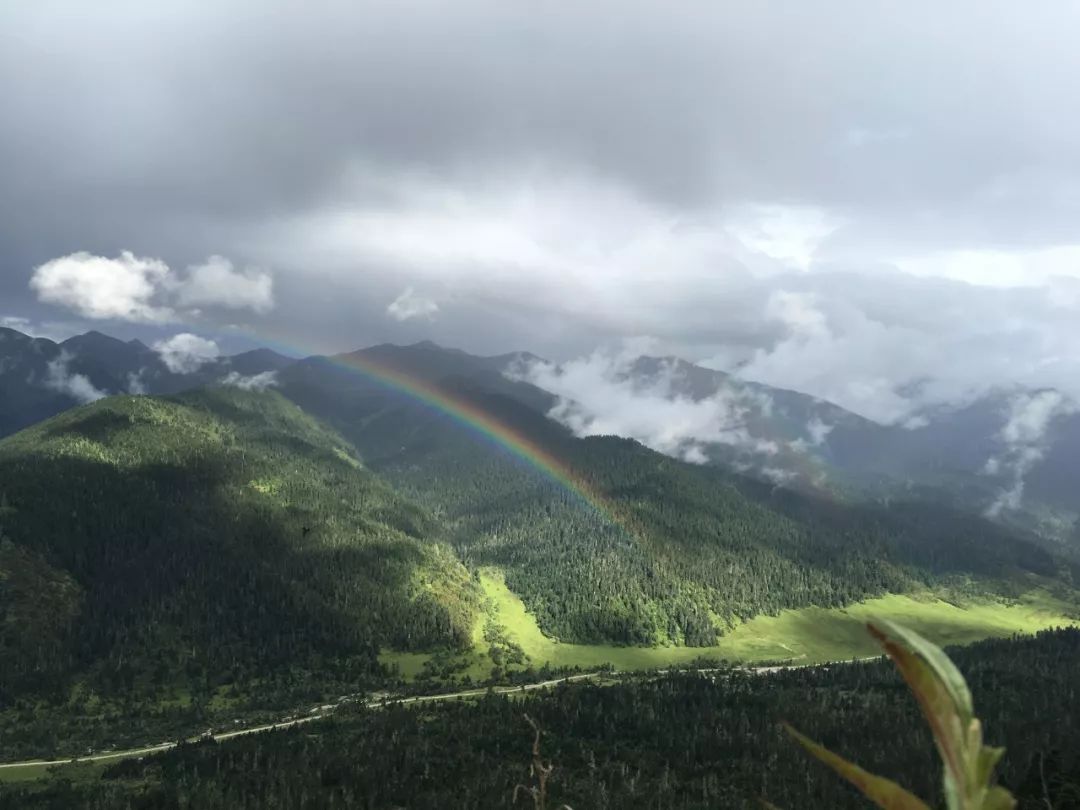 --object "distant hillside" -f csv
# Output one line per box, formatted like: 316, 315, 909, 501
0, 388, 480, 708
0, 326, 84, 437
0, 327, 292, 437
7, 327, 1077, 542
507, 348, 1080, 539
0, 360, 1076, 758
275, 343, 1073, 648
10, 627, 1079, 809
5, 327, 1078, 619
